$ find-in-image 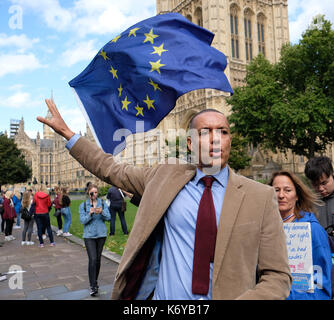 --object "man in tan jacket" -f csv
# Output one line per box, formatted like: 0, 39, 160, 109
37, 99, 291, 300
